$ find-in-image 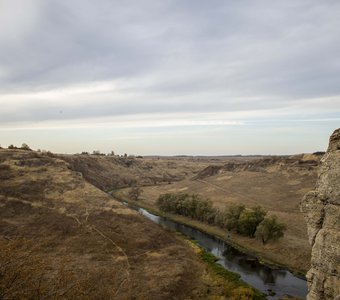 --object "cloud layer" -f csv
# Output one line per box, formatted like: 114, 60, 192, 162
0, 0, 339, 153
